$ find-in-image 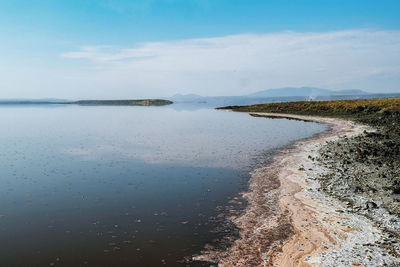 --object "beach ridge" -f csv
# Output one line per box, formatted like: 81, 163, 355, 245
195, 113, 399, 266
